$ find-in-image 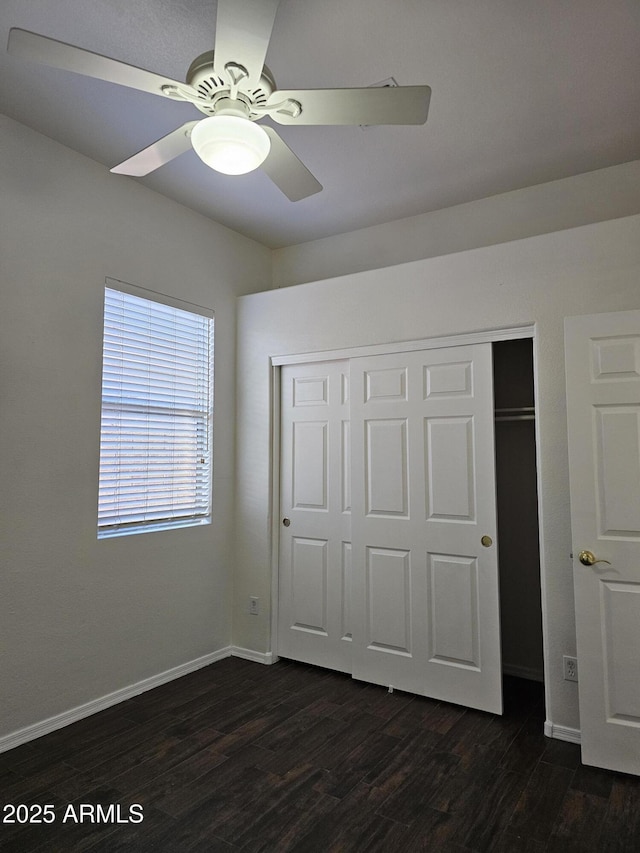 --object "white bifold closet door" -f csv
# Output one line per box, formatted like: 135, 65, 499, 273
278, 344, 503, 714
